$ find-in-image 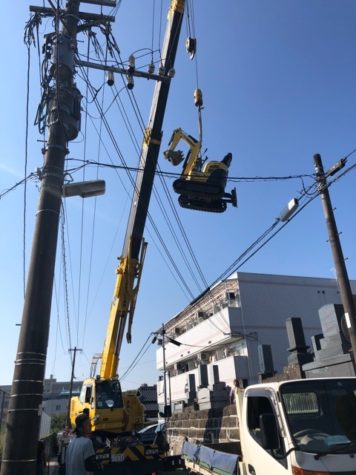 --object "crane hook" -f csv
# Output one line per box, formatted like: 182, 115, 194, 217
185, 37, 197, 60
